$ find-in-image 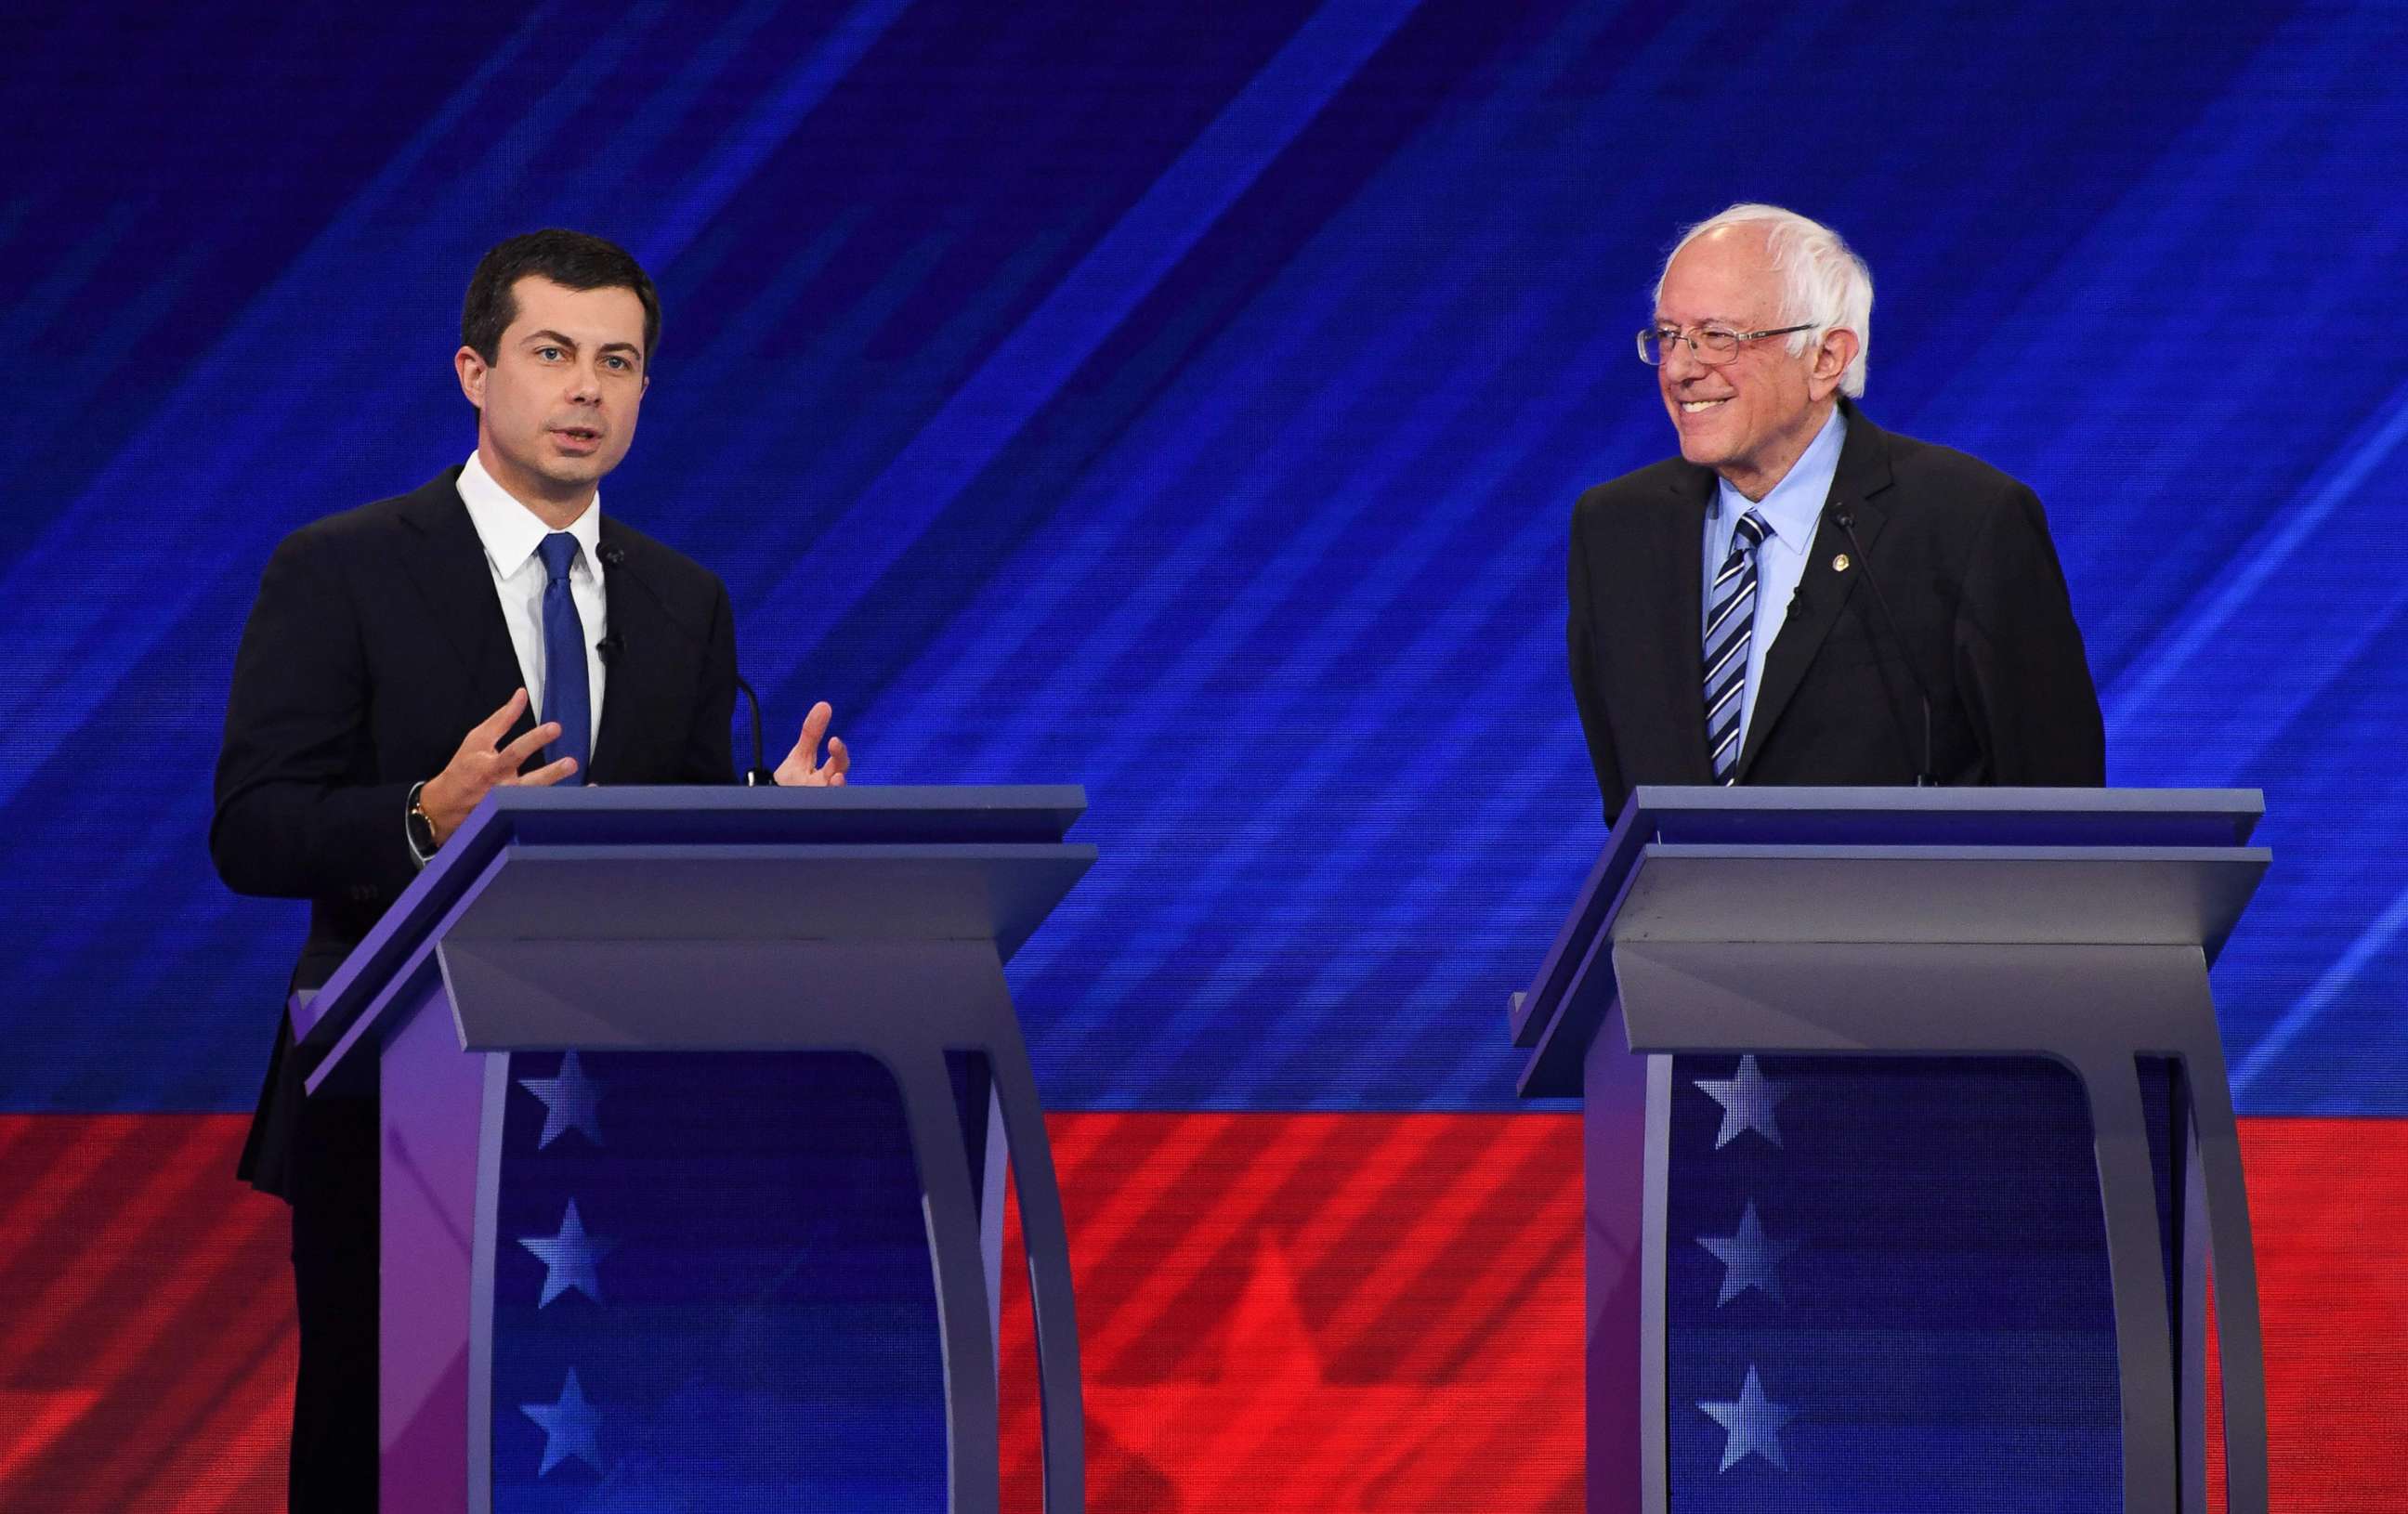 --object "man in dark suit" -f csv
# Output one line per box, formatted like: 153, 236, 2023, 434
212, 229, 850, 1509
1568, 203, 2103, 817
